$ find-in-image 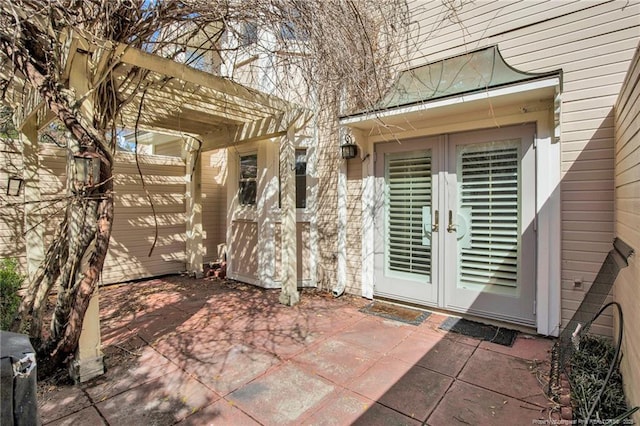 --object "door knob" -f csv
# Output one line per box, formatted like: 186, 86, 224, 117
432, 210, 439, 232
